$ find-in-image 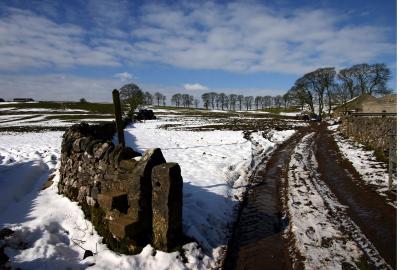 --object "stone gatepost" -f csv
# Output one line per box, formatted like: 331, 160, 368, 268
151, 163, 183, 251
